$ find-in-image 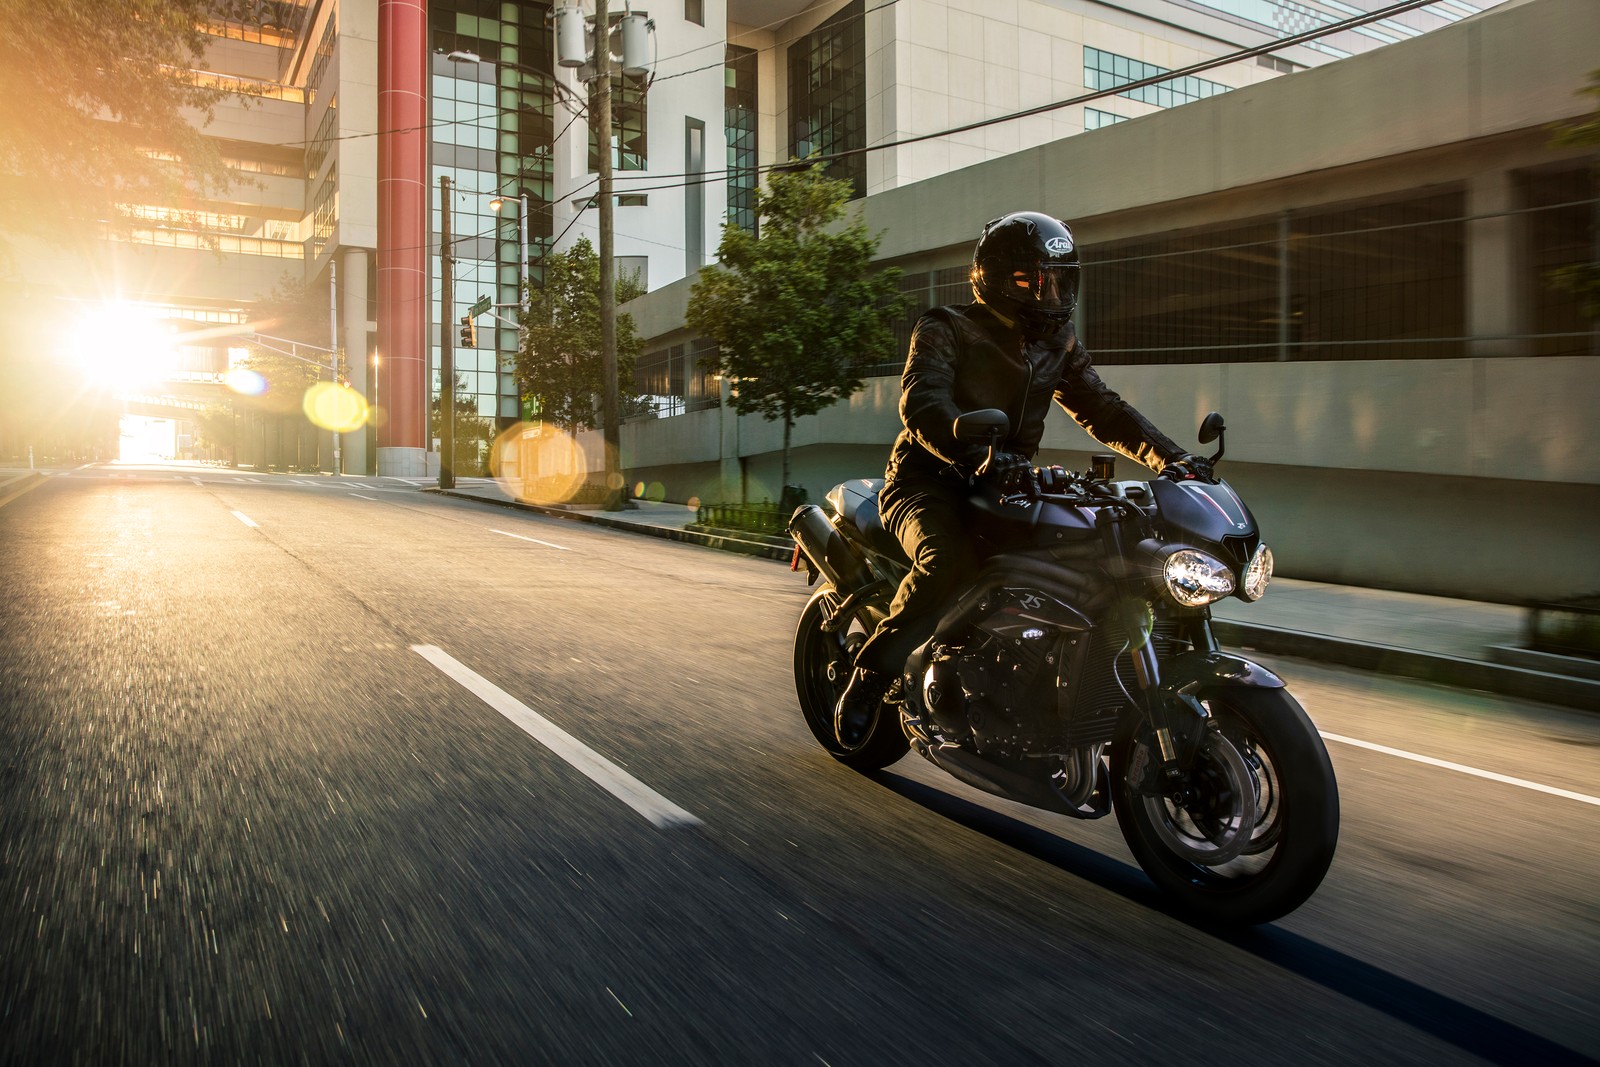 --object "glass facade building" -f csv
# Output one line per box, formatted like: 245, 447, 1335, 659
725, 44, 759, 235
787, 0, 866, 199
429, 0, 557, 452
